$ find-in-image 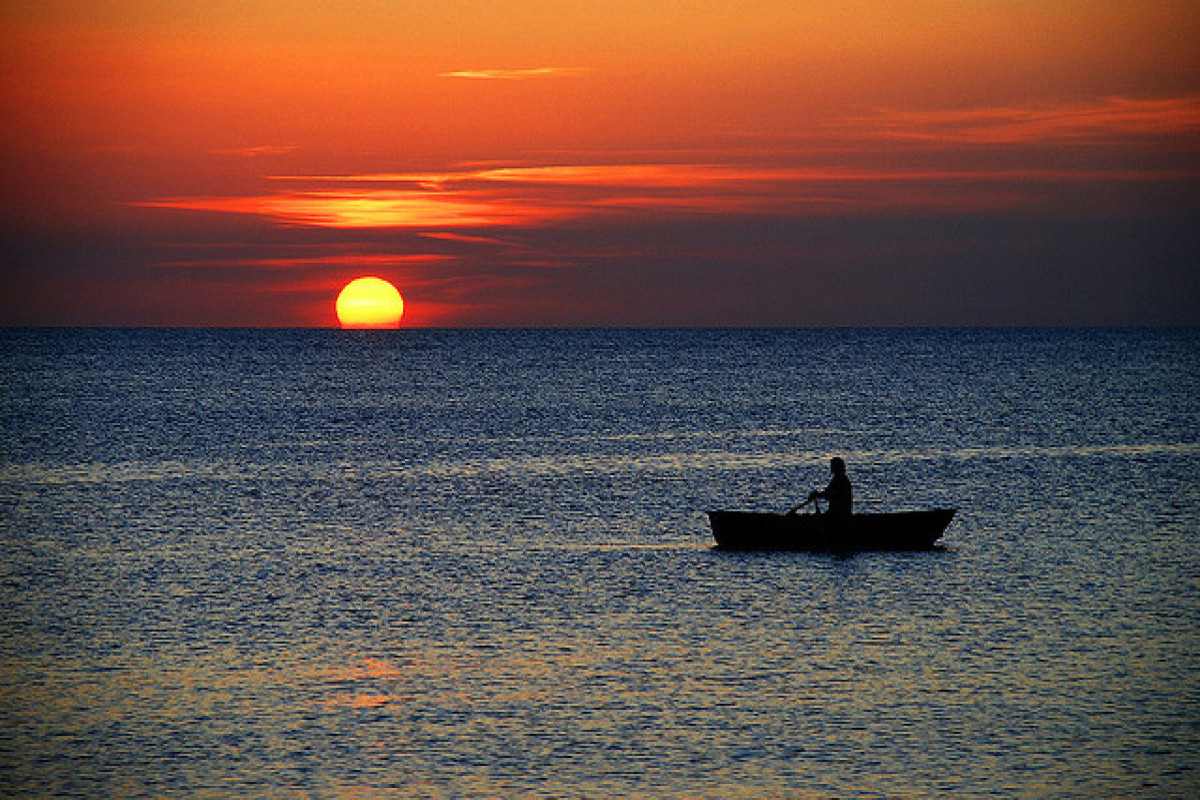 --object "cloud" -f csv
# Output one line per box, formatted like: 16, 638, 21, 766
438, 67, 588, 80
419, 232, 519, 247
841, 94, 1200, 145
207, 145, 299, 158
255, 91, 1200, 217
158, 253, 453, 272
137, 189, 570, 228
139, 154, 1194, 234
